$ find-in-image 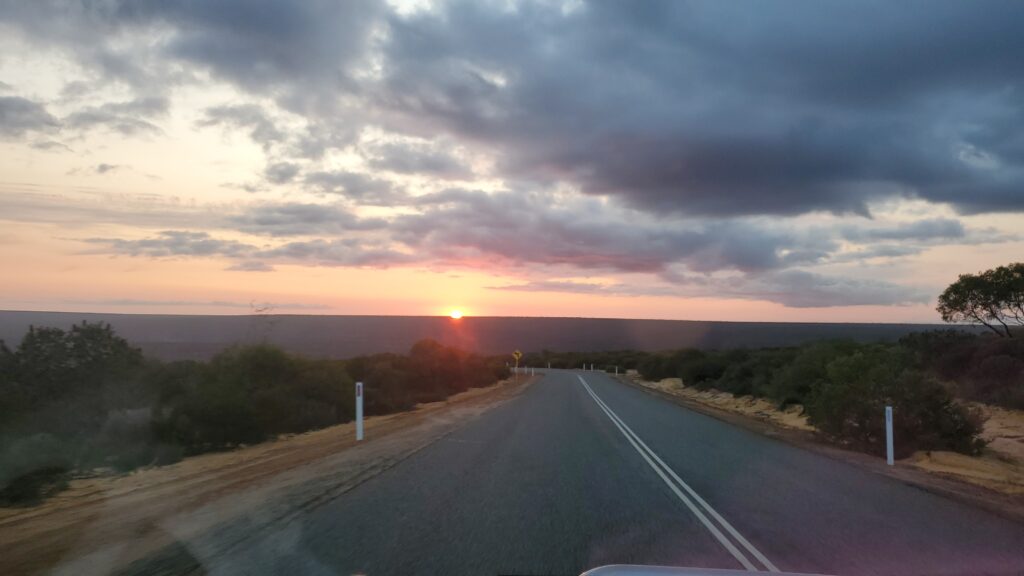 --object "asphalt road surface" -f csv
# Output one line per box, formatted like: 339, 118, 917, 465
126, 370, 1024, 576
